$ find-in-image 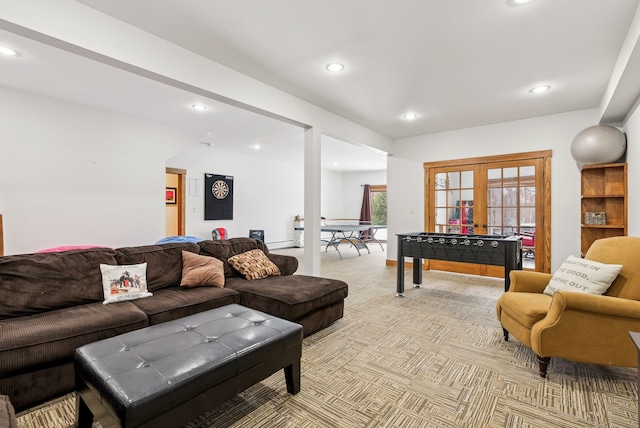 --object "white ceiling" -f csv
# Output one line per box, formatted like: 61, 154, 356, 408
75, 0, 640, 137
1, 0, 639, 172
